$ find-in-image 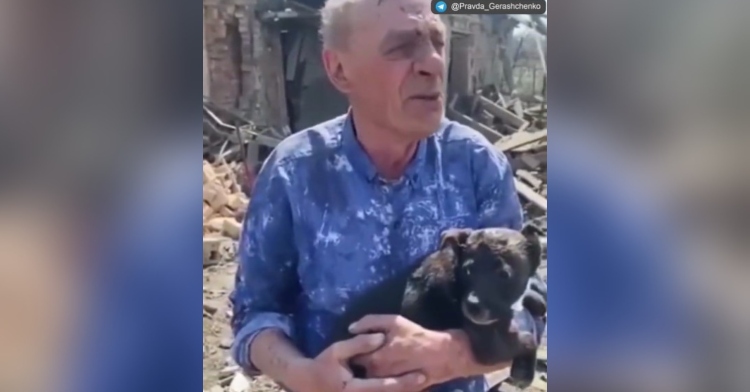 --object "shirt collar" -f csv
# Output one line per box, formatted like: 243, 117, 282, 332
340, 110, 432, 185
